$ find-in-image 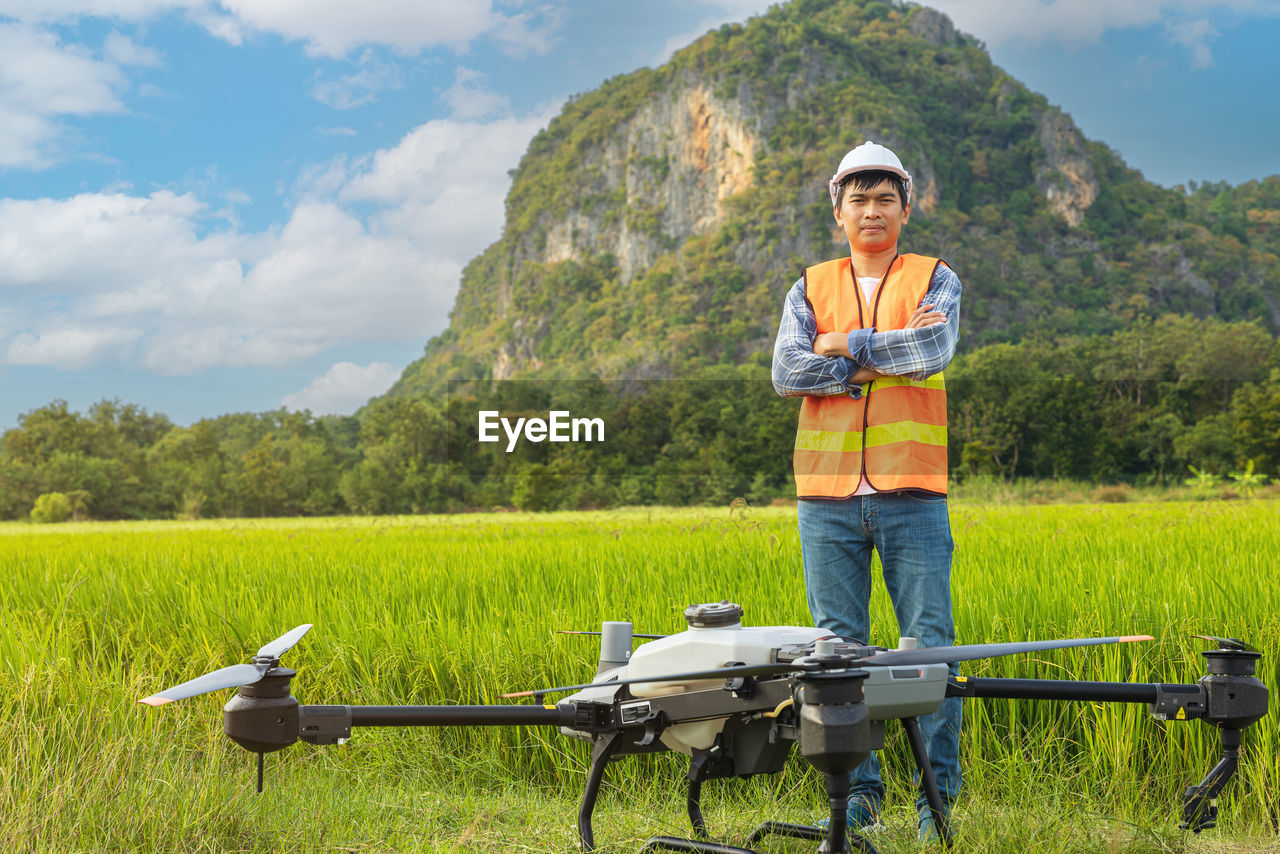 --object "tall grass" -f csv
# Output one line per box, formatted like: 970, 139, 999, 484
1, 502, 1276, 852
